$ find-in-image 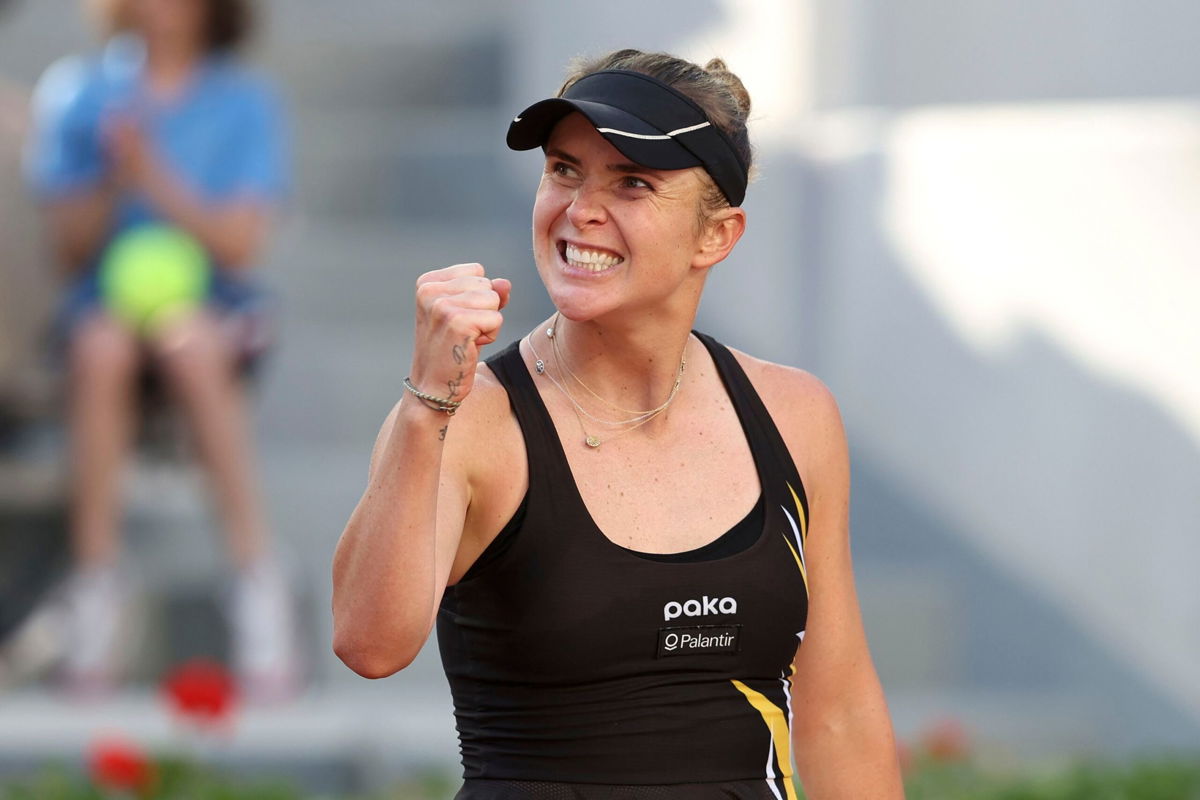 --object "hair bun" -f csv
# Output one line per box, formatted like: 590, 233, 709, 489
703, 58, 751, 119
